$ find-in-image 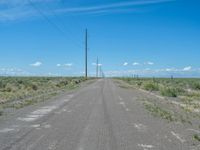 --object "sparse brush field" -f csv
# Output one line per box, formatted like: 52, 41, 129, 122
116, 78, 200, 114
143, 101, 176, 122
116, 78, 200, 145
118, 77, 200, 98
0, 77, 88, 115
